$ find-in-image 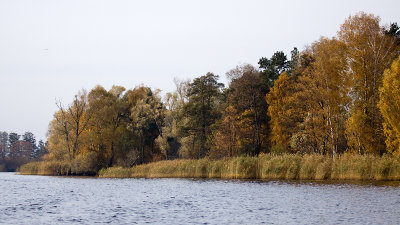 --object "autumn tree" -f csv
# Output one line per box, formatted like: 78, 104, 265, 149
87, 85, 131, 167
378, 55, 400, 155
210, 63, 271, 157
211, 64, 255, 158
48, 90, 91, 162
181, 73, 224, 158
266, 49, 316, 152
229, 66, 268, 155
289, 38, 349, 156
339, 12, 399, 154
127, 86, 165, 163
267, 72, 303, 151
156, 78, 190, 159
210, 105, 240, 158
